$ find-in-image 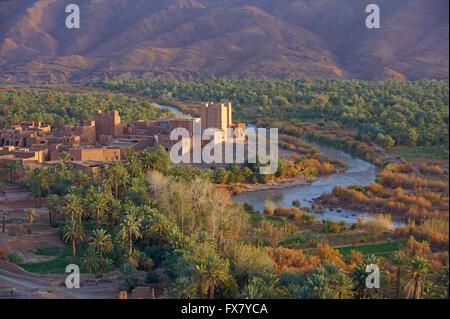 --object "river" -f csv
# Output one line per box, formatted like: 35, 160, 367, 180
158, 104, 404, 228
